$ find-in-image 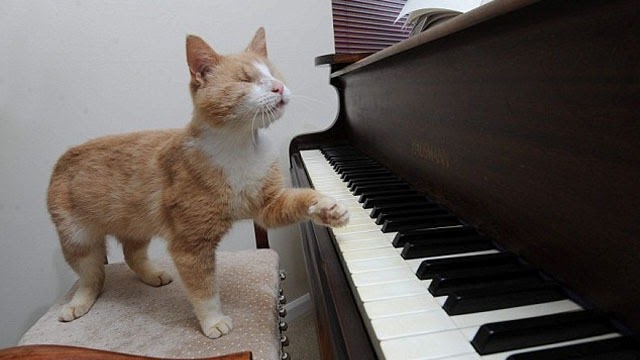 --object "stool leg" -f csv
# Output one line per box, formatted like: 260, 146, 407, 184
121, 237, 172, 287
